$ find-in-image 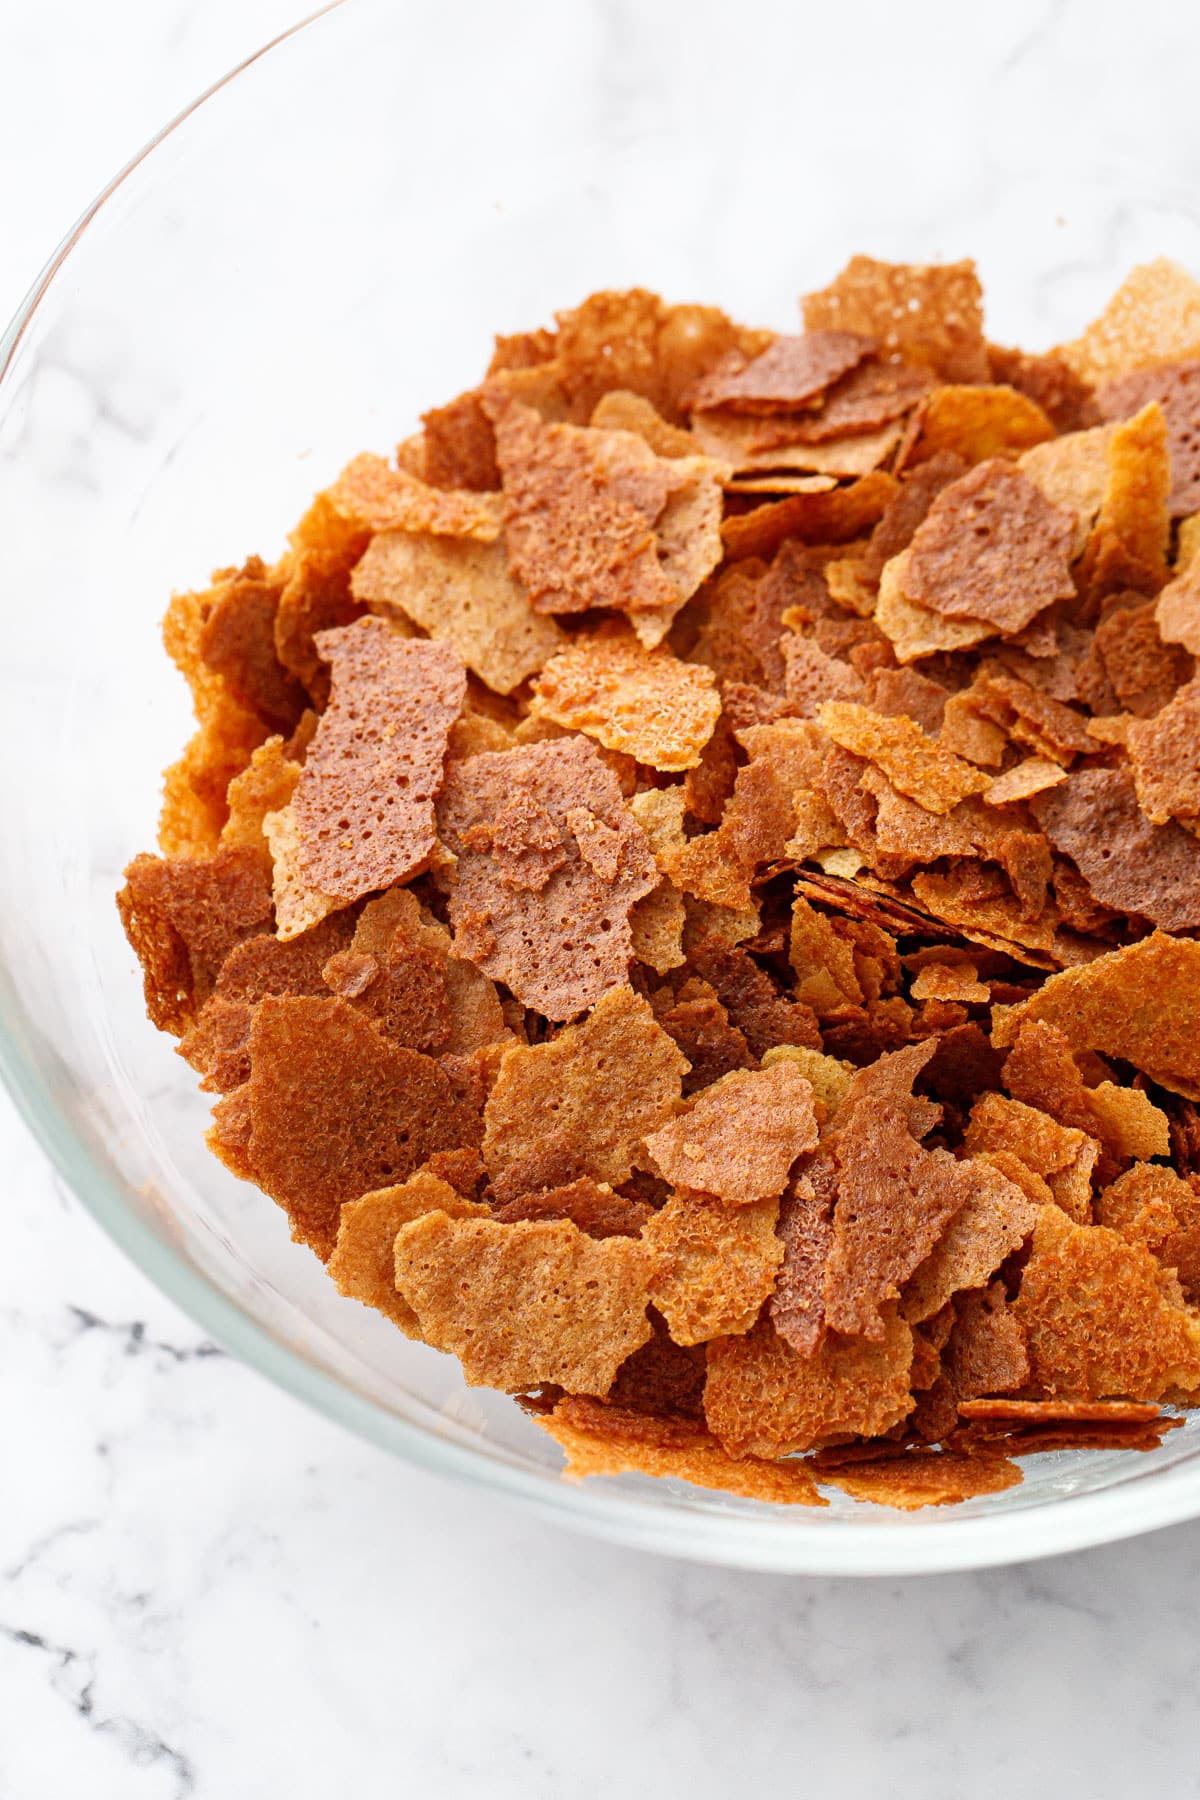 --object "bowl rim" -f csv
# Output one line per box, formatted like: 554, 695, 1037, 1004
4, 0, 1200, 1576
